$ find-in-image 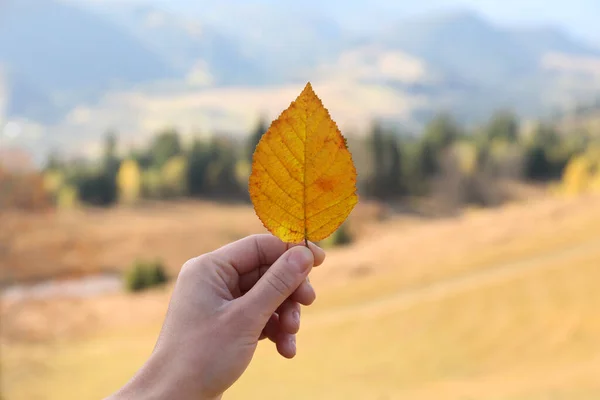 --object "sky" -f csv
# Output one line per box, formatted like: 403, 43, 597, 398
77, 0, 600, 44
